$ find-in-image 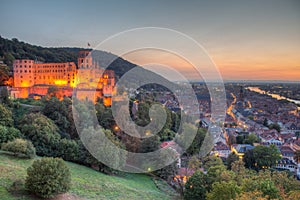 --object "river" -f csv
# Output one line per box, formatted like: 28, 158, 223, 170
246, 87, 300, 110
